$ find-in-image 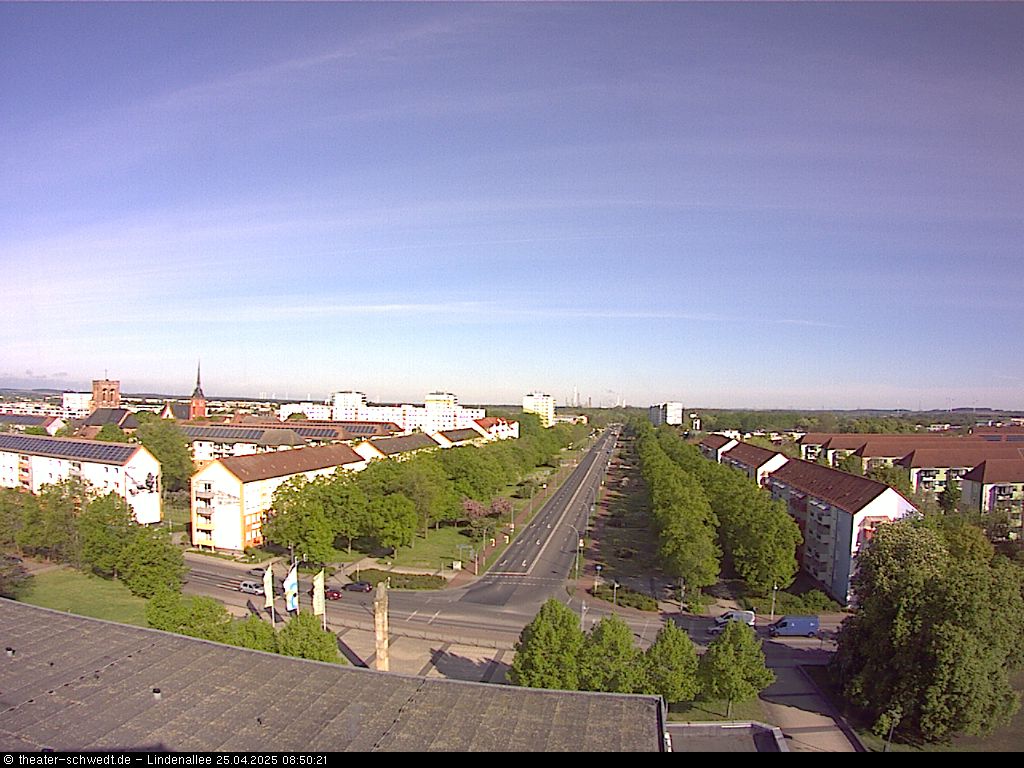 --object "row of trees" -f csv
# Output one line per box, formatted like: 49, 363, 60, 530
0, 481, 185, 598
635, 424, 721, 601
146, 591, 341, 663
833, 518, 1024, 742
264, 415, 588, 563
510, 600, 774, 714
650, 427, 802, 596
